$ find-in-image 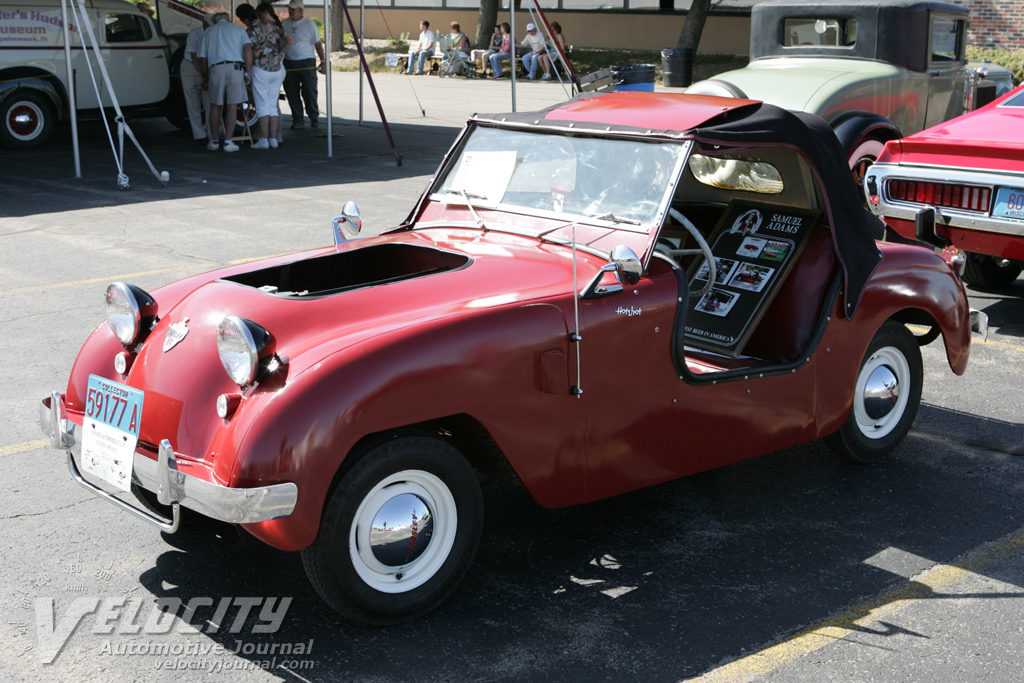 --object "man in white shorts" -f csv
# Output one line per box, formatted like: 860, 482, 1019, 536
197, 13, 253, 152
